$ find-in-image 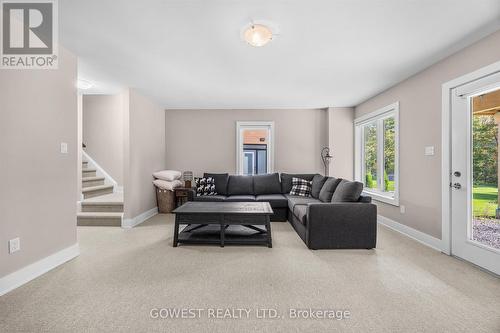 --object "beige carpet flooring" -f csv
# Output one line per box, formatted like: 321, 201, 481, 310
1, 214, 499, 332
